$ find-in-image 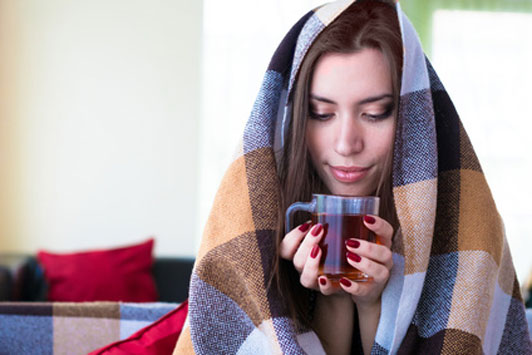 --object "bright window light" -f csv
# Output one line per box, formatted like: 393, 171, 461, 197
198, 0, 325, 245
